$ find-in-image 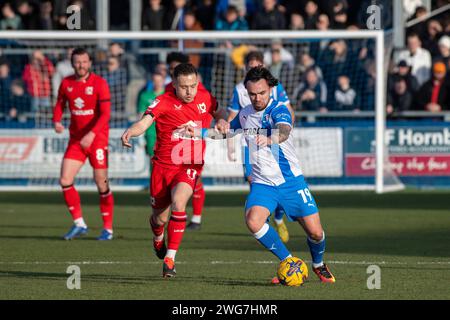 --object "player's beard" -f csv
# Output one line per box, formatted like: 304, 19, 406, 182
76, 68, 90, 79
253, 100, 268, 111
